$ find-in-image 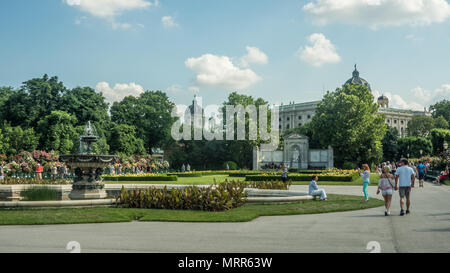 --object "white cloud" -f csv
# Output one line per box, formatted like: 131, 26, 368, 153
65, 0, 158, 29
303, 0, 450, 29
411, 84, 450, 105
161, 16, 179, 28
297, 33, 341, 67
185, 53, 262, 90
188, 86, 200, 93
96, 82, 144, 104
166, 84, 183, 93
372, 84, 450, 111
240, 46, 268, 67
